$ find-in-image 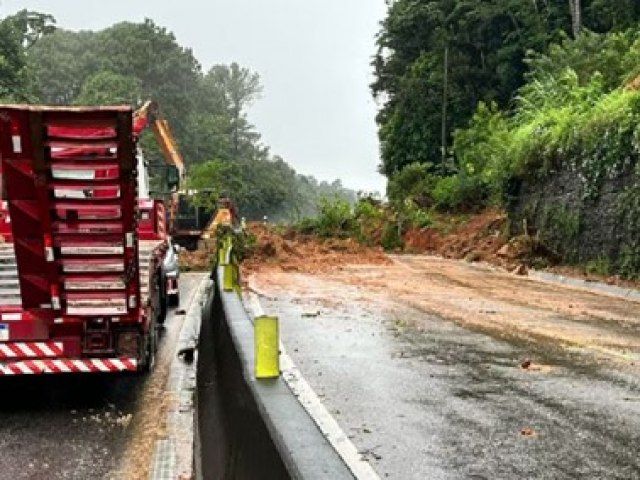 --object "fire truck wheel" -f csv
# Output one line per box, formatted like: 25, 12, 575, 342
141, 319, 158, 373
157, 273, 168, 325
158, 298, 167, 325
